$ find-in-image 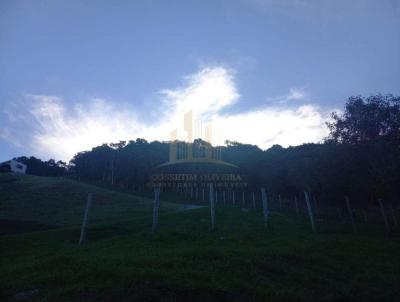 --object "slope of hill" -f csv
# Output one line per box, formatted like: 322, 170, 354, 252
0, 173, 181, 232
